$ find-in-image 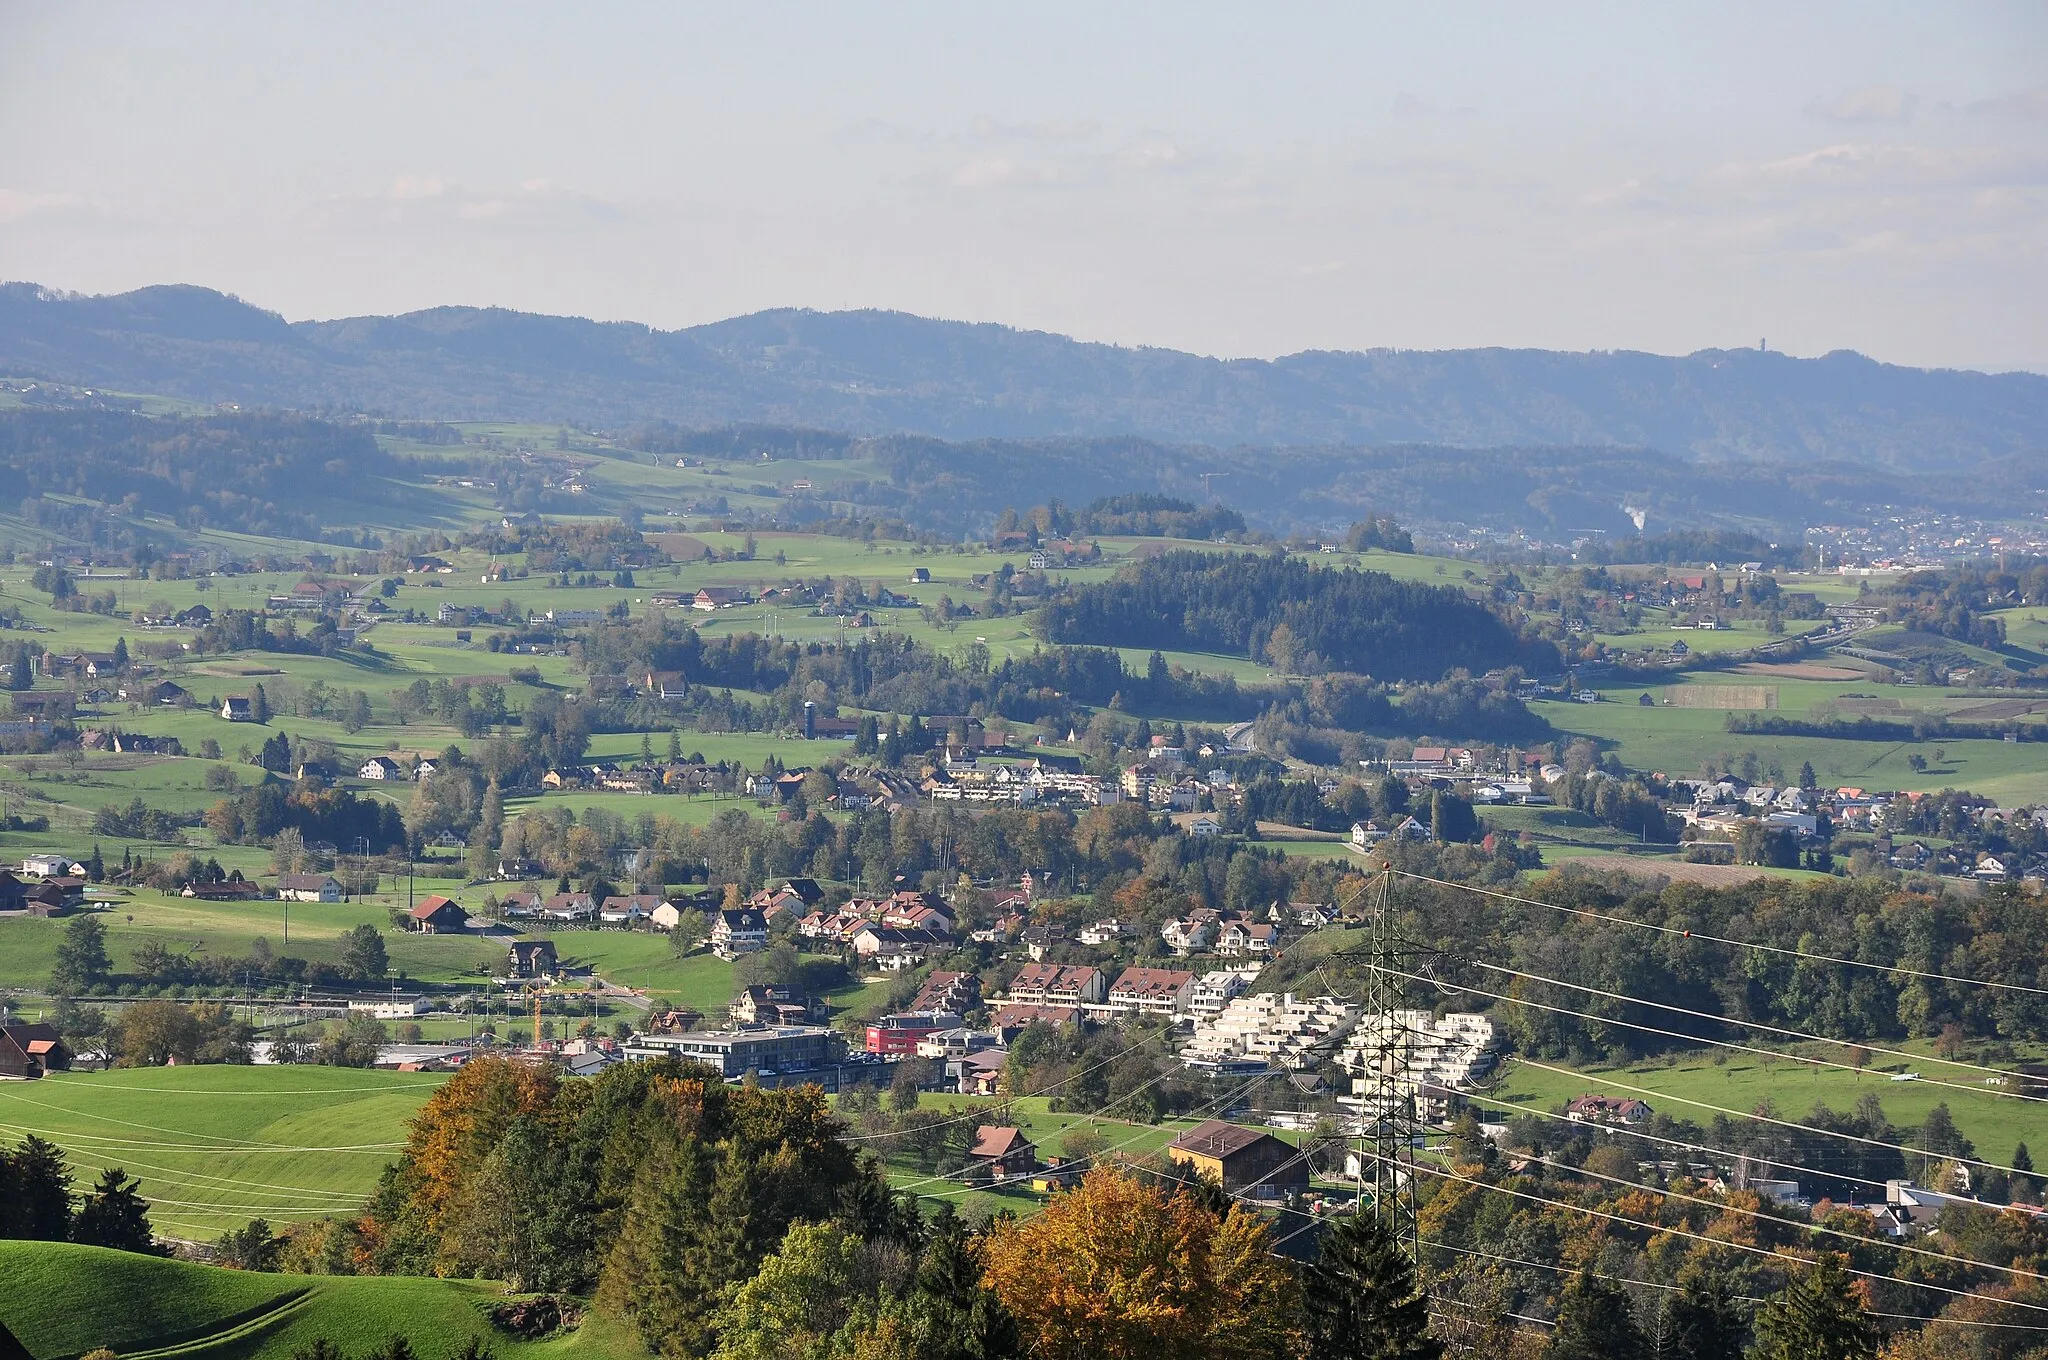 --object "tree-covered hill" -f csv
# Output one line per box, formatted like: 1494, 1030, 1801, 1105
1041, 550, 1556, 680
6, 282, 2046, 471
